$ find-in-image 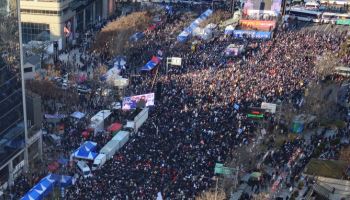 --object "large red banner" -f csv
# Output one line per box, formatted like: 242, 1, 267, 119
240, 20, 276, 31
